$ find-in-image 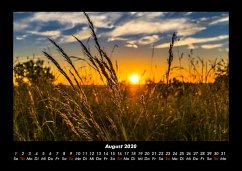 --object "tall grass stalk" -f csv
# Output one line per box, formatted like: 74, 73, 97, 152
42, 12, 127, 140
